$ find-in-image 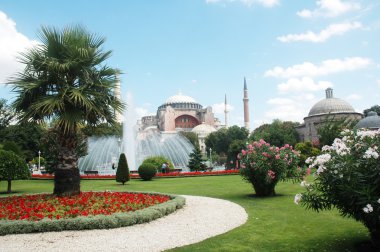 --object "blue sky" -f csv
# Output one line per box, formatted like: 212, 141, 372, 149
0, 0, 379, 130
